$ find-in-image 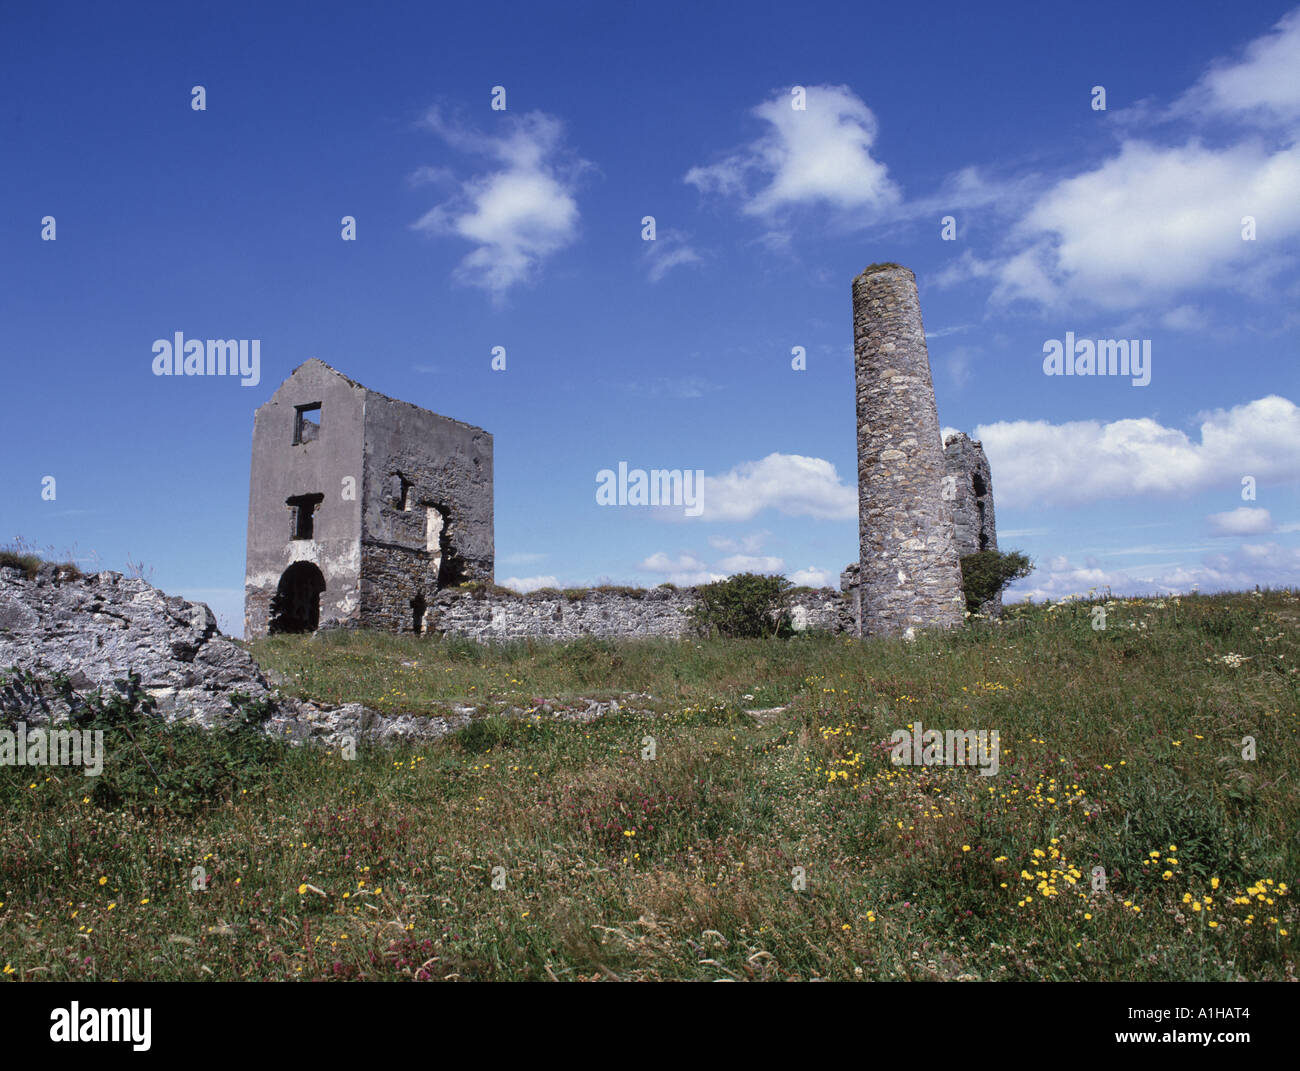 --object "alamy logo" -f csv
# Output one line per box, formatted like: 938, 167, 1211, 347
151, 332, 261, 386
596, 462, 704, 517
0, 723, 103, 776
1042, 333, 1151, 386
889, 720, 1000, 776
50, 1002, 151, 1051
